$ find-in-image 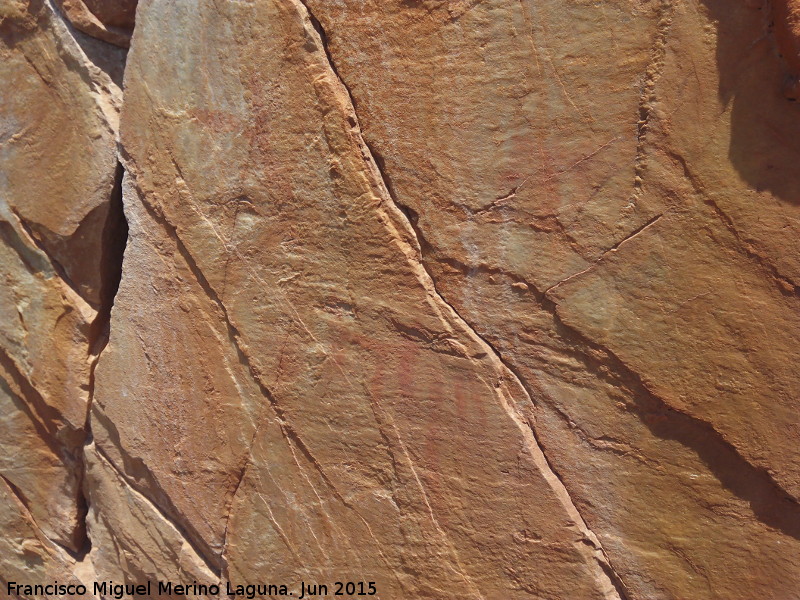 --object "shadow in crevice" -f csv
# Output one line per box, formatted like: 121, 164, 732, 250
702, 0, 800, 204
542, 297, 800, 543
